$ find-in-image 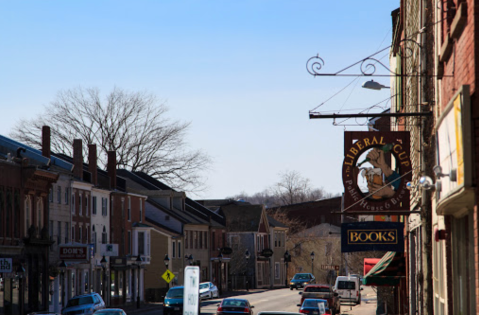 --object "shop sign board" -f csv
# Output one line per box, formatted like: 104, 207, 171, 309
0, 258, 12, 273
342, 131, 412, 213
59, 245, 89, 260
341, 222, 404, 252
